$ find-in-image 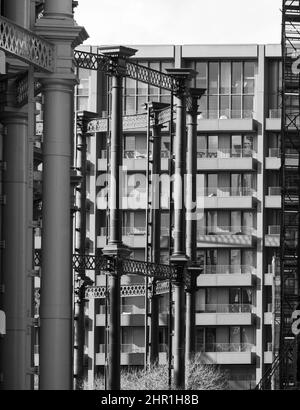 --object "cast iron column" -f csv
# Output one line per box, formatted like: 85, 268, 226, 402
148, 103, 166, 364
185, 89, 205, 362
166, 69, 196, 389
35, 0, 88, 390
100, 47, 137, 390
0, 0, 32, 390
